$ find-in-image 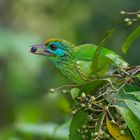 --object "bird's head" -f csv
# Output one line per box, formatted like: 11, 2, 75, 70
30, 39, 74, 63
